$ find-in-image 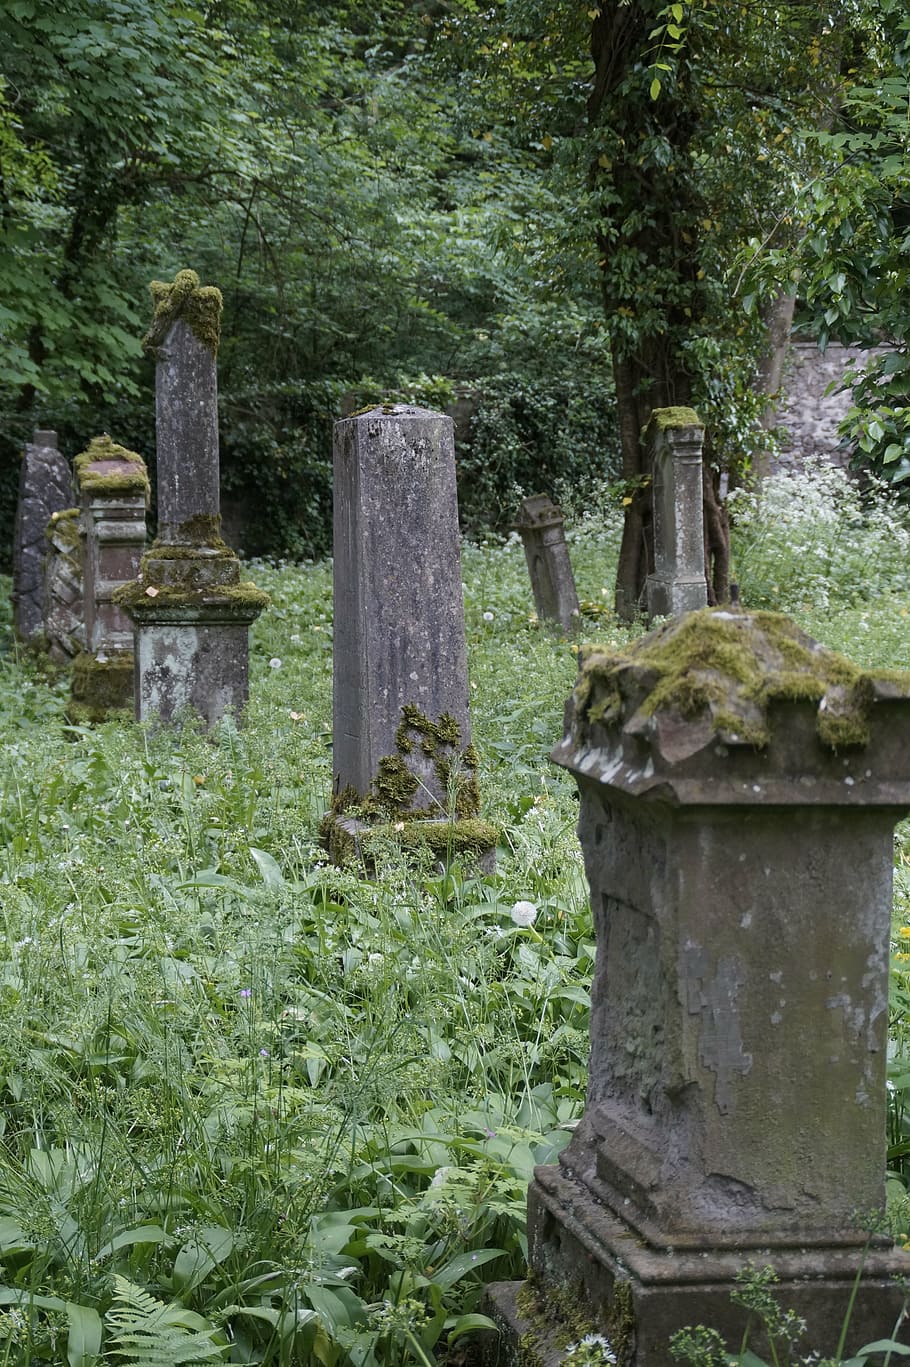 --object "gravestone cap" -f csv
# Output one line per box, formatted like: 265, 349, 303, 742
74, 435, 149, 500
32, 429, 57, 447
515, 493, 565, 530
552, 607, 910, 805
